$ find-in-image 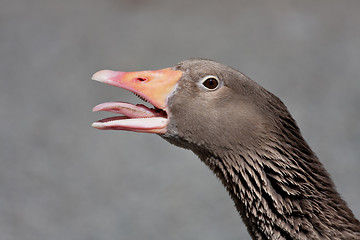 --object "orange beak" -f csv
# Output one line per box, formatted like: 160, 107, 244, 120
91, 67, 183, 134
